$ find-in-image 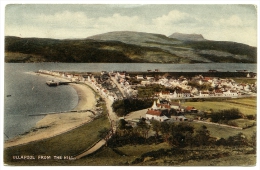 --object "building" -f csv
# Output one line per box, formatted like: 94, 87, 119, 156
145, 100, 171, 121
136, 75, 144, 80
185, 106, 198, 113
